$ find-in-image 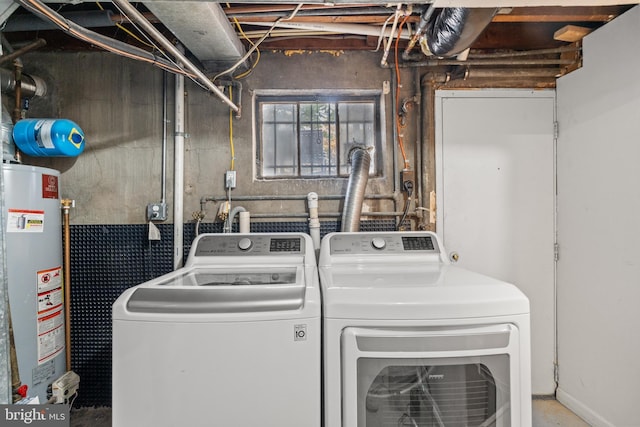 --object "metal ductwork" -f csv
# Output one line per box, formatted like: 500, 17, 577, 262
142, 2, 246, 73
5, 2, 247, 73
426, 7, 498, 57
341, 147, 371, 232
0, 68, 46, 98
3, 10, 115, 32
